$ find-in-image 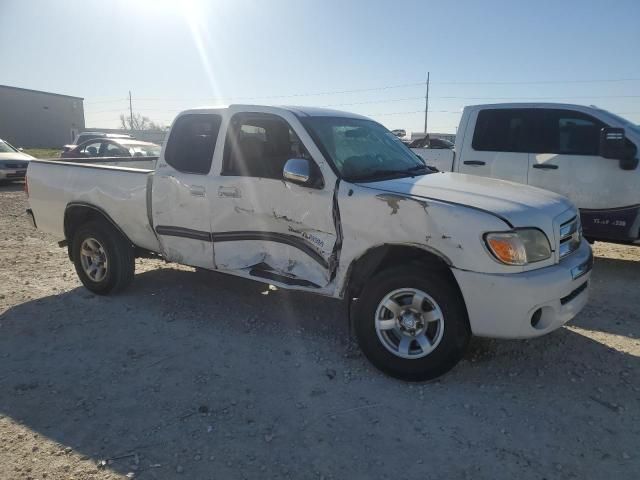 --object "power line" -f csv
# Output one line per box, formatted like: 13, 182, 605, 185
432, 78, 640, 85
83, 77, 640, 106
430, 94, 640, 100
